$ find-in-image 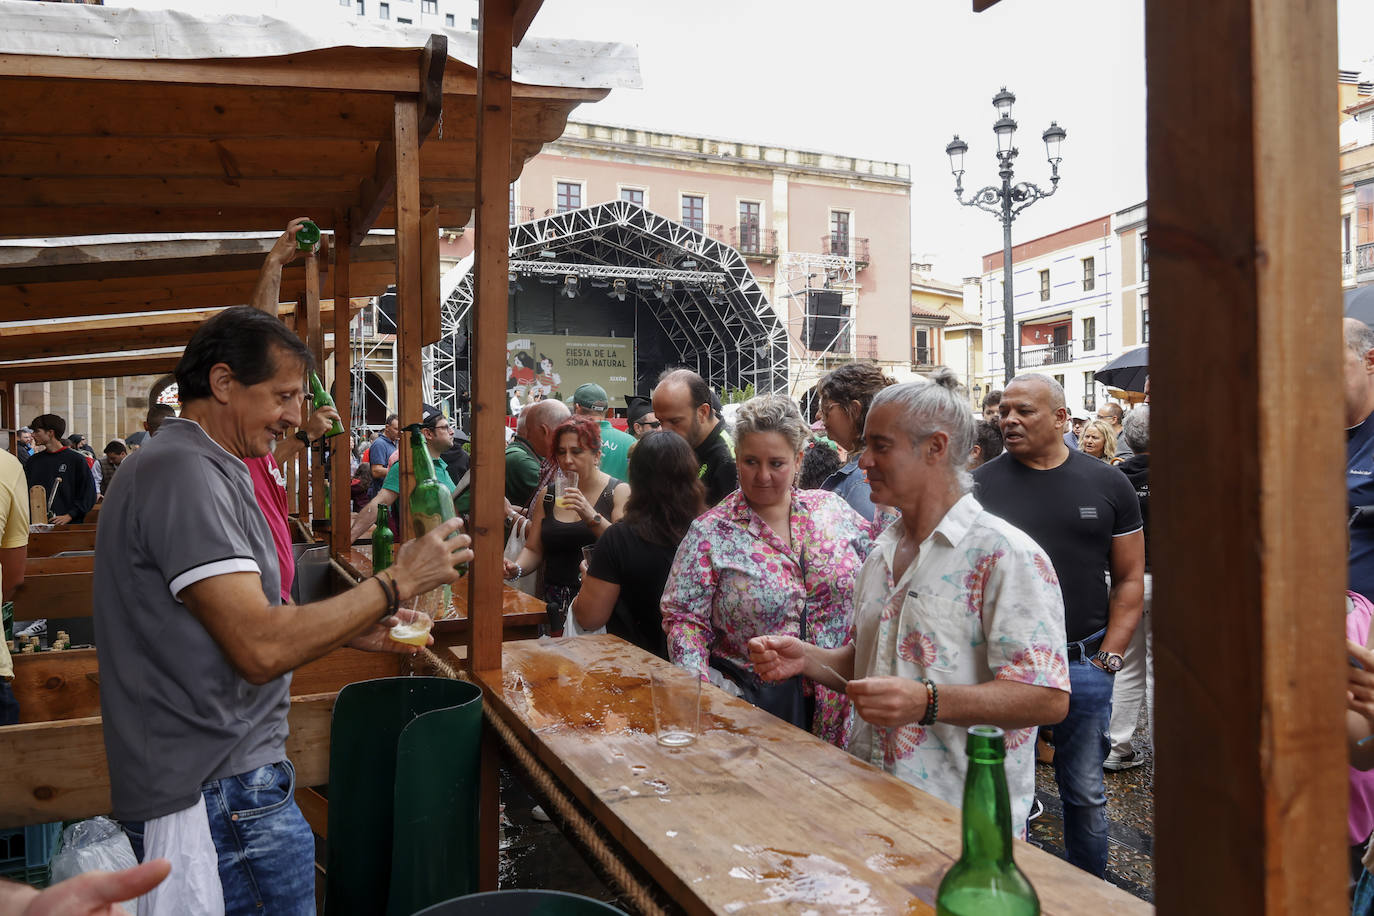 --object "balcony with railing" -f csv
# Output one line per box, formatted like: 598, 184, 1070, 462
730, 225, 778, 259
1359, 243, 1374, 278
821, 235, 871, 267
1018, 343, 1073, 368
511, 205, 535, 224
1347, 249, 1356, 283
911, 346, 934, 370
703, 223, 725, 242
